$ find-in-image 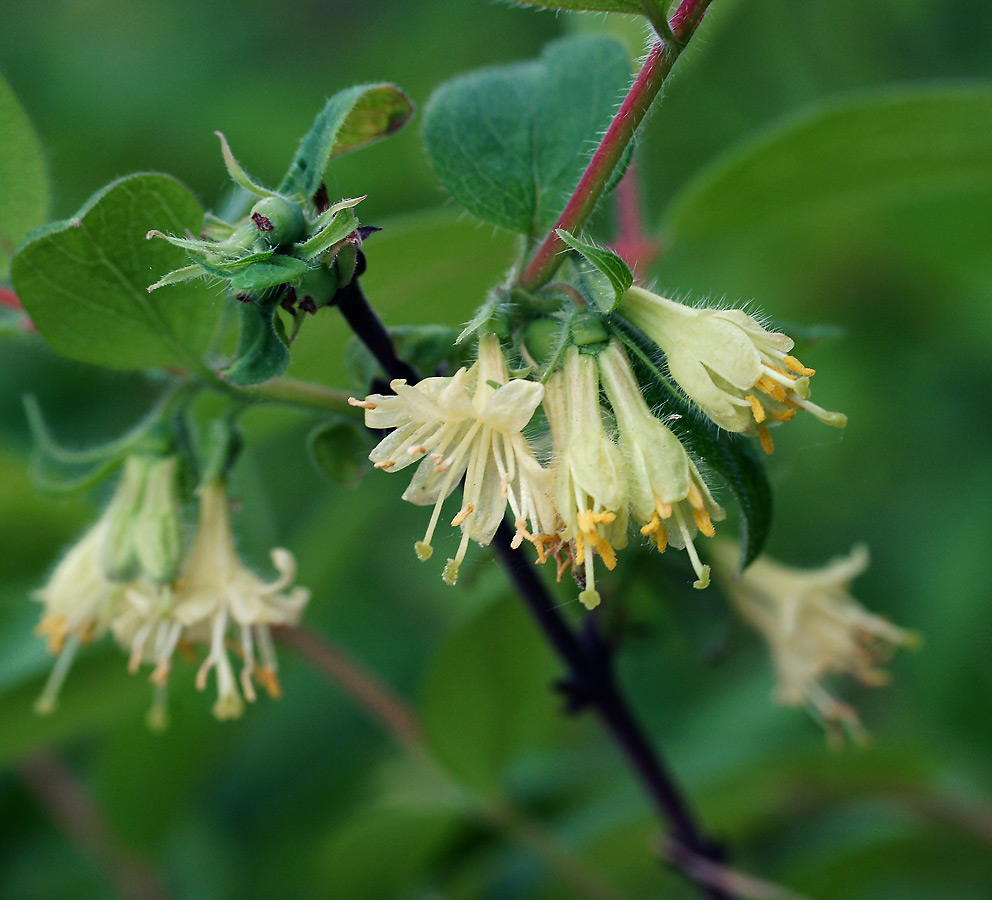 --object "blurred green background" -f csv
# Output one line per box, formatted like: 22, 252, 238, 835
2, 1, 992, 898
